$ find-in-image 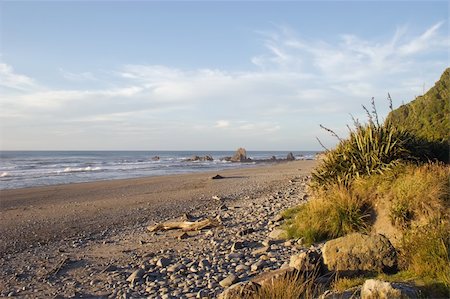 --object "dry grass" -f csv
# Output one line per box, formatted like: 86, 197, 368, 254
286, 185, 371, 244
388, 163, 449, 229
245, 272, 324, 299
